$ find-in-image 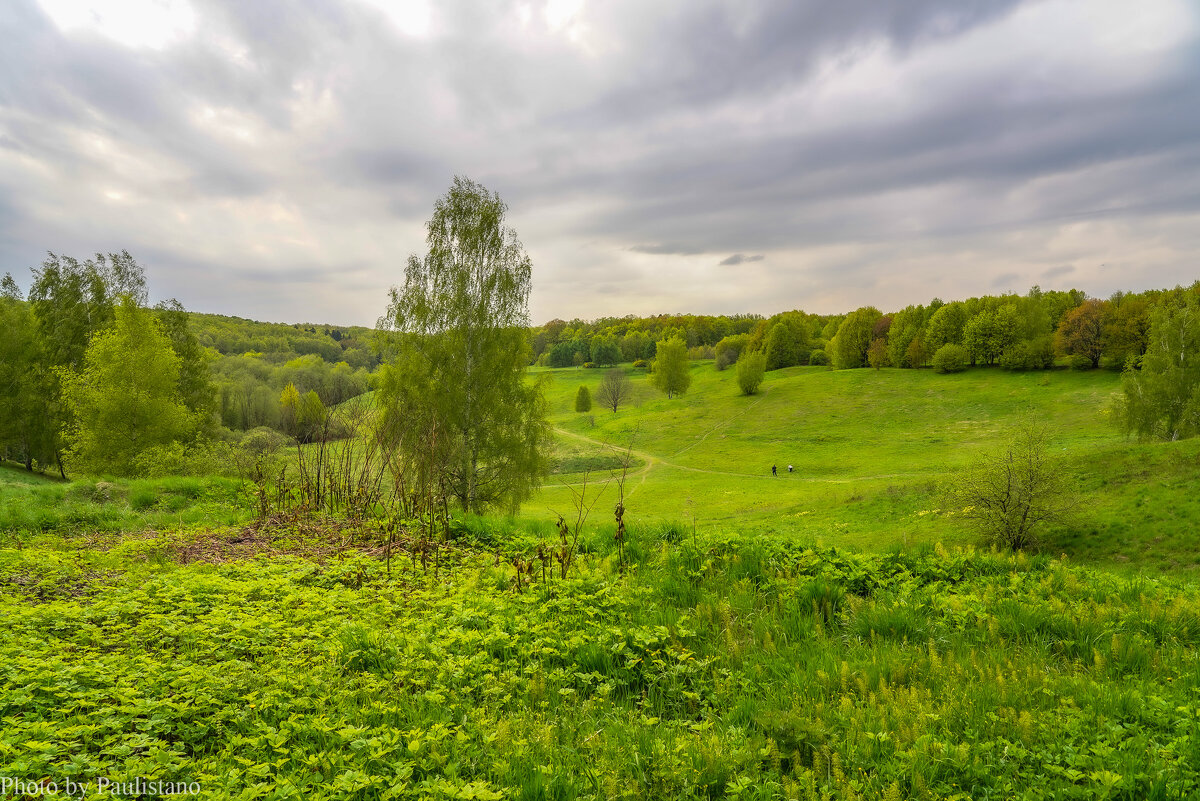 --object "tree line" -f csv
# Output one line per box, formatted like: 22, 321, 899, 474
0, 254, 382, 477
530, 284, 1168, 376
1, 253, 214, 476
